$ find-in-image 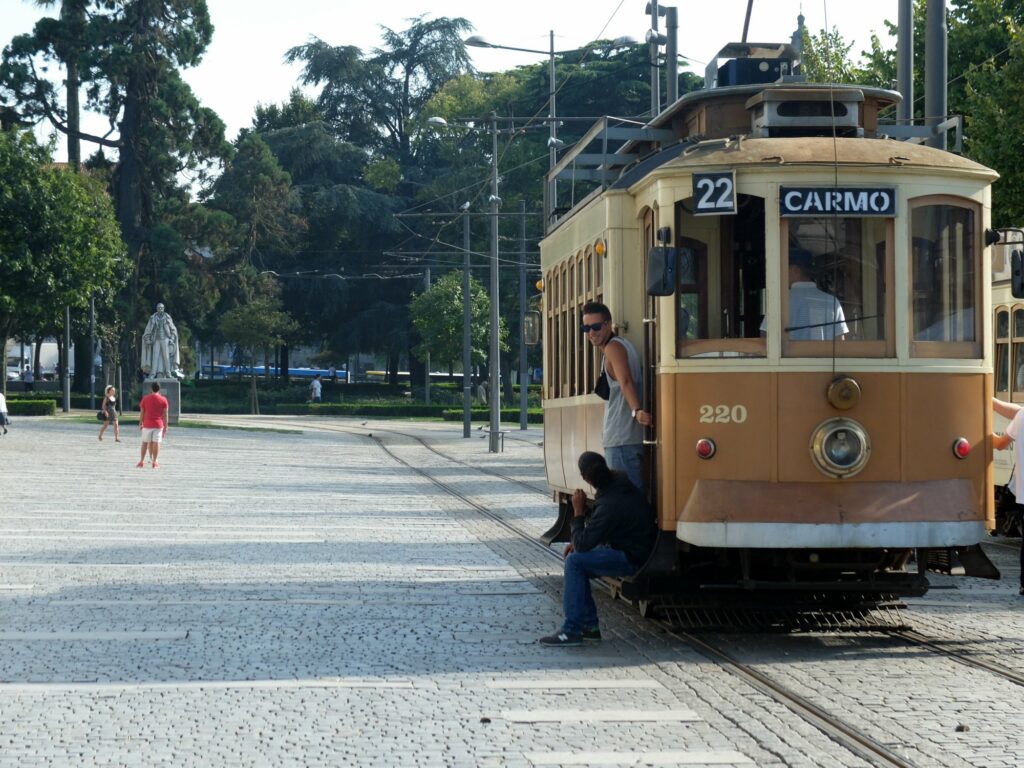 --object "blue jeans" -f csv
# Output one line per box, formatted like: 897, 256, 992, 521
605, 444, 644, 490
561, 548, 637, 635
